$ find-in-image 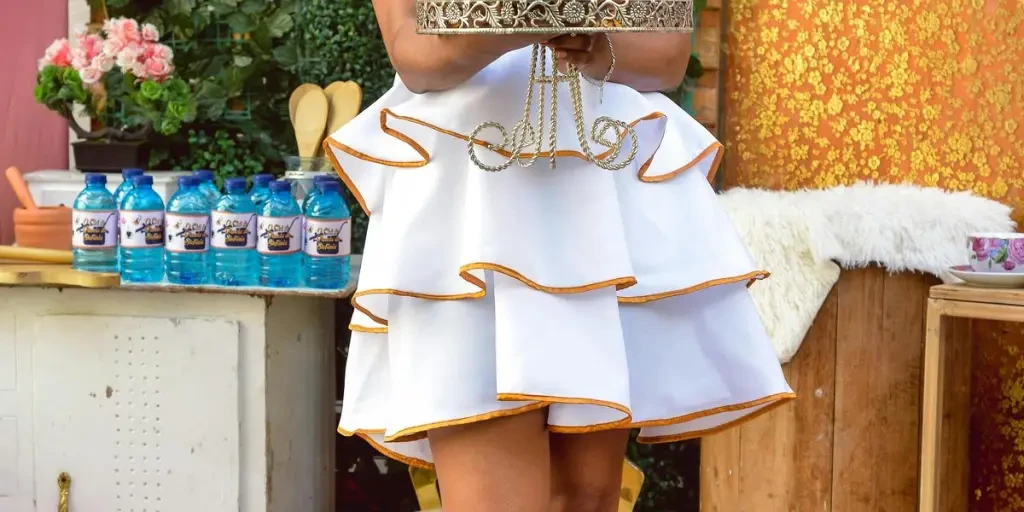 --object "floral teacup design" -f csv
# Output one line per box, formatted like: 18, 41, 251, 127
968, 232, 1024, 273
